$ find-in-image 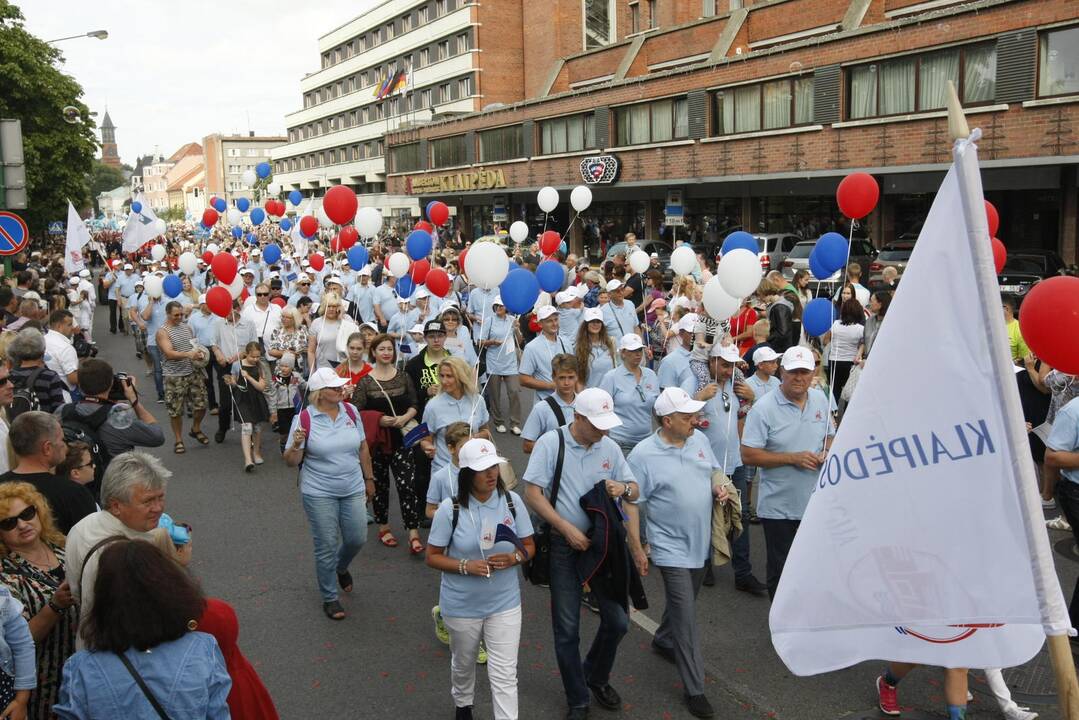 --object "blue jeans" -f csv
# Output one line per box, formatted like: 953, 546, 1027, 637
730, 465, 754, 580
301, 492, 368, 602
549, 534, 629, 709
146, 345, 165, 399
